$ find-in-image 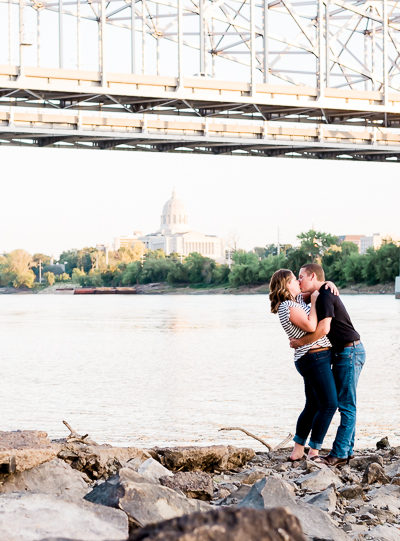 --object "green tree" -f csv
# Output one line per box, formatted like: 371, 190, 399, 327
121, 262, 142, 285
2, 250, 35, 289
44, 271, 56, 286
297, 230, 338, 262
258, 253, 288, 283
71, 267, 87, 285
232, 250, 259, 265
374, 242, 400, 283
184, 253, 216, 284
